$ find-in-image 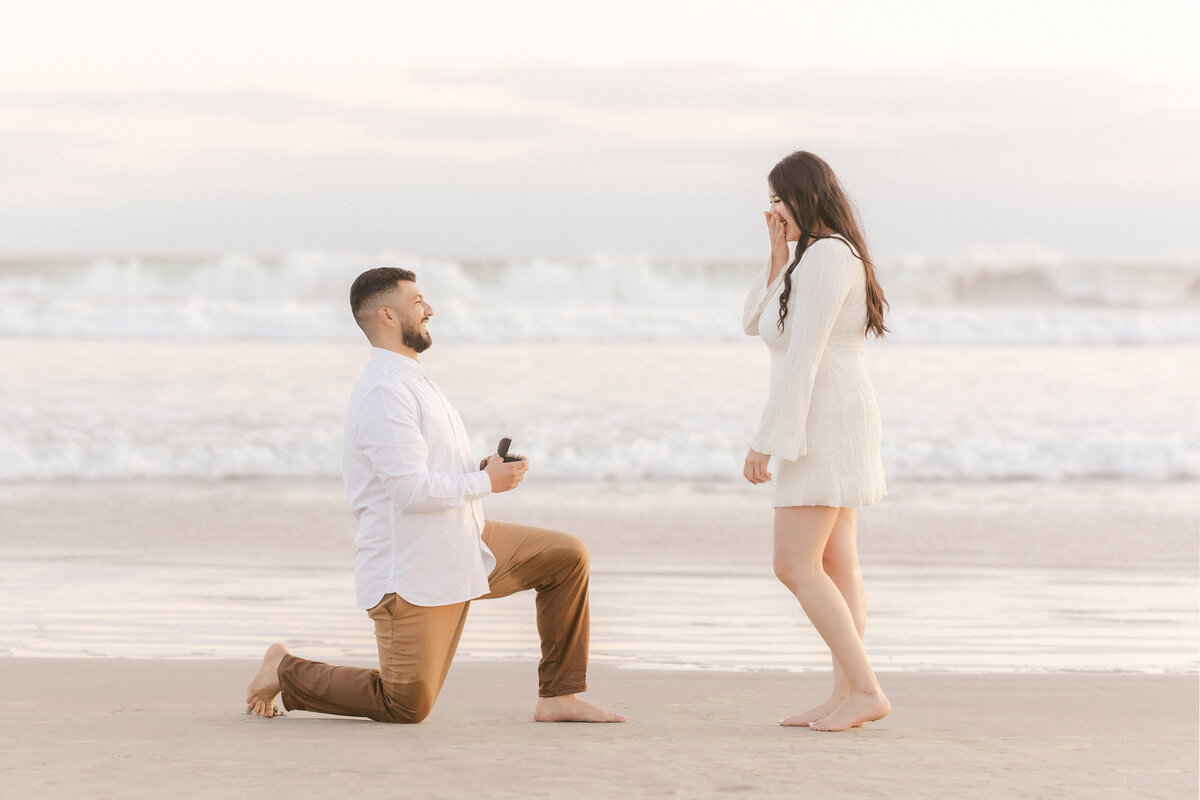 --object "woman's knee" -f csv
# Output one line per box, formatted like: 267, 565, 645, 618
773, 559, 820, 593
822, 548, 860, 582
